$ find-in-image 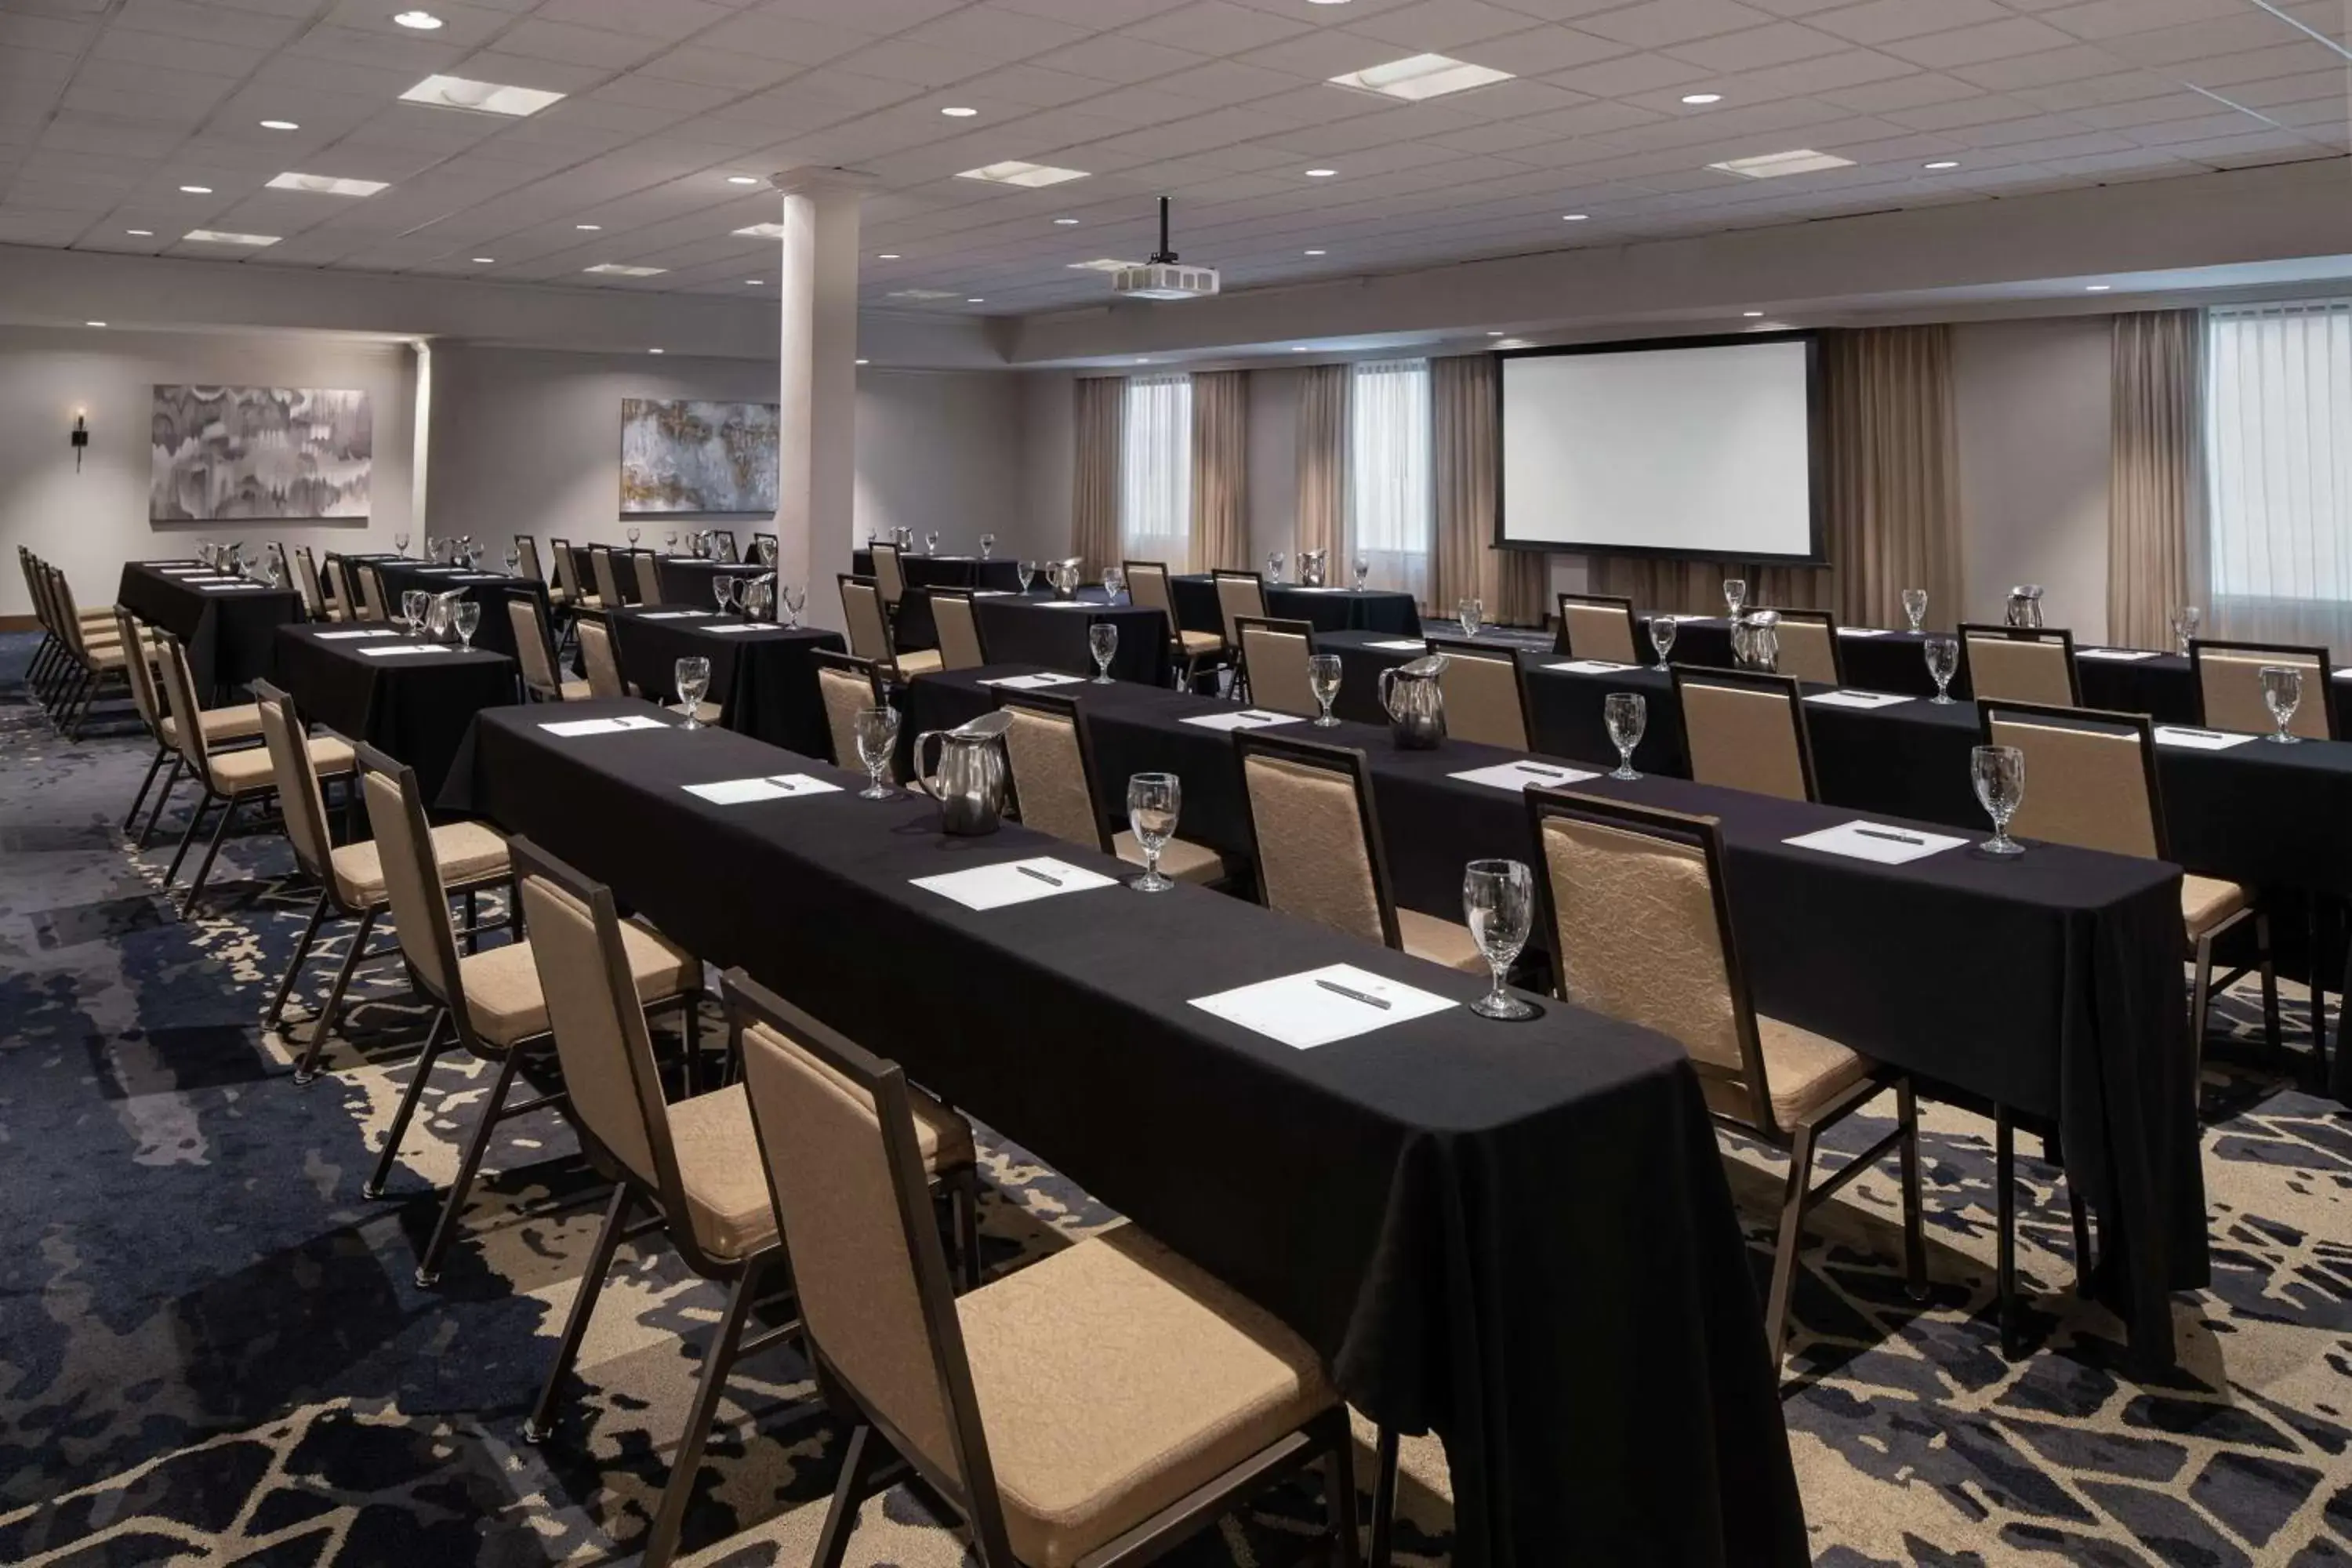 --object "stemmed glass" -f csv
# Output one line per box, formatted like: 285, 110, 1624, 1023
1604, 691, 1646, 780
1018, 561, 1038, 594
713, 576, 736, 615
1463, 858, 1537, 1020
757, 537, 779, 568
1308, 653, 1343, 725
1102, 565, 1126, 601
1352, 557, 1370, 590
1126, 772, 1181, 892
1901, 587, 1928, 633
1457, 597, 1483, 640
1649, 615, 1678, 670
1971, 744, 2027, 855
503, 545, 521, 575
979, 532, 996, 560
626, 525, 641, 547
1088, 622, 1120, 684
1723, 578, 1748, 620
926, 531, 941, 554
664, 531, 678, 552
1267, 552, 1286, 585
854, 706, 900, 798
401, 590, 429, 637
1924, 636, 1959, 703
676, 656, 711, 728
780, 583, 807, 629
394, 532, 410, 558
2172, 606, 2202, 656
2260, 665, 2304, 742
453, 601, 481, 651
